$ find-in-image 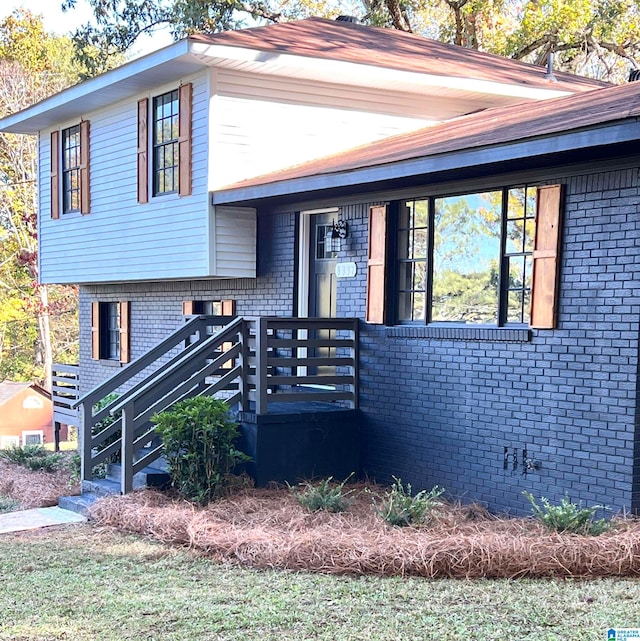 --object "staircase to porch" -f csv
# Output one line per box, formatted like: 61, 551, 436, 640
55, 315, 359, 513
